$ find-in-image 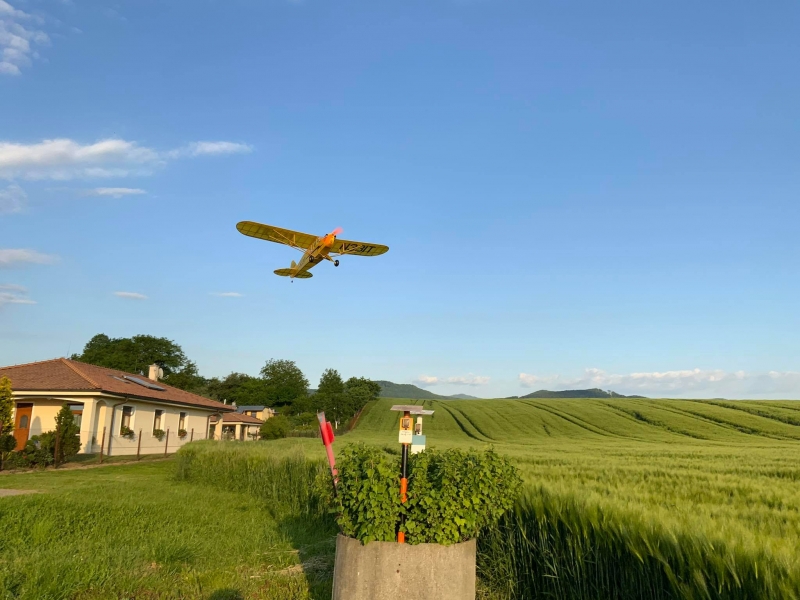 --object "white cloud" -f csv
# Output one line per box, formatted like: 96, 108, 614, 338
87, 187, 146, 198
0, 183, 25, 213
0, 138, 253, 180
210, 292, 243, 297
0, 138, 160, 180
519, 367, 800, 398
414, 374, 490, 387
0, 1, 50, 76
0, 283, 34, 306
0, 248, 58, 267
168, 141, 253, 158
114, 291, 147, 300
